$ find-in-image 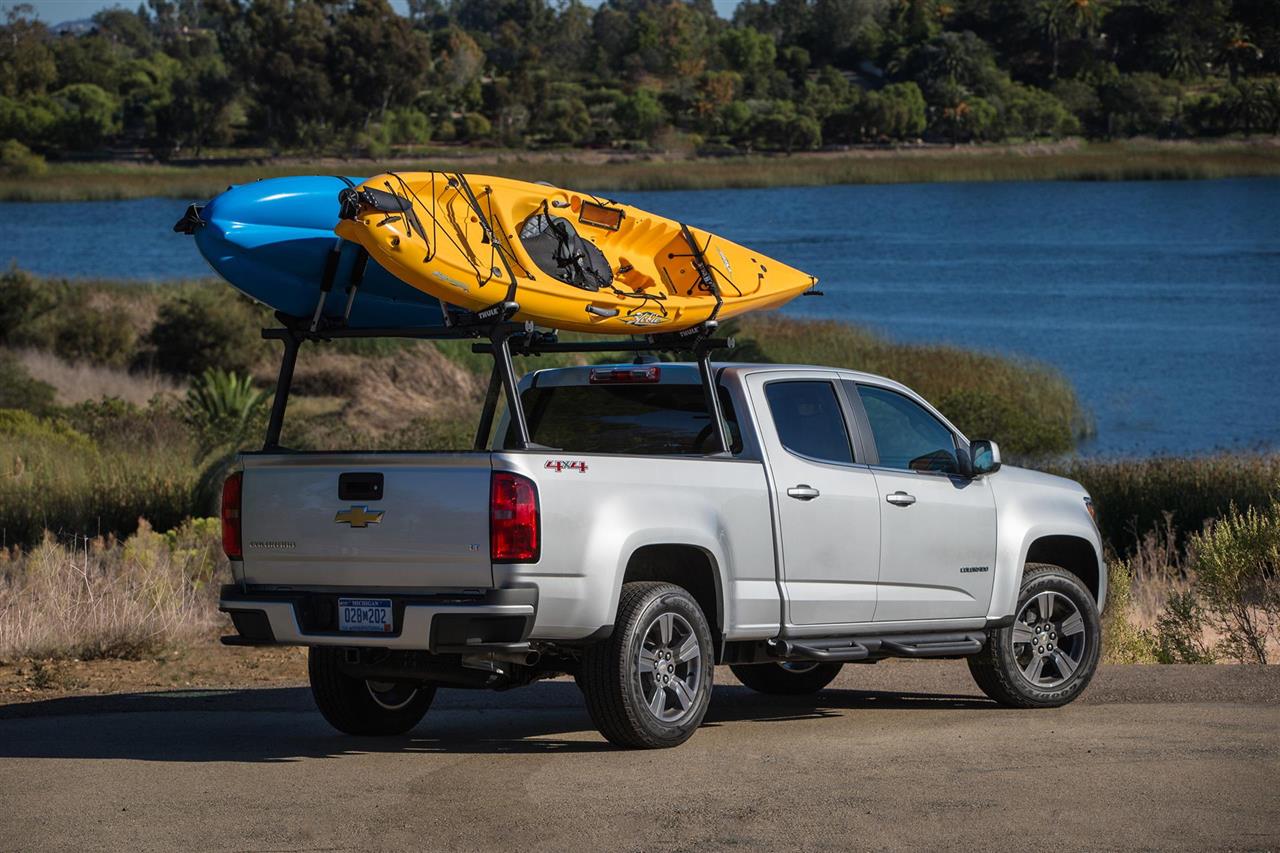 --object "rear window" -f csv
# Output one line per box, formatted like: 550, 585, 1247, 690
503, 384, 742, 455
